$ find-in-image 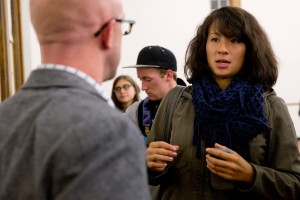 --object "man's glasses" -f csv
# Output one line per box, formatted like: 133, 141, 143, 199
114, 84, 132, 93
94, 18, 135, 37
